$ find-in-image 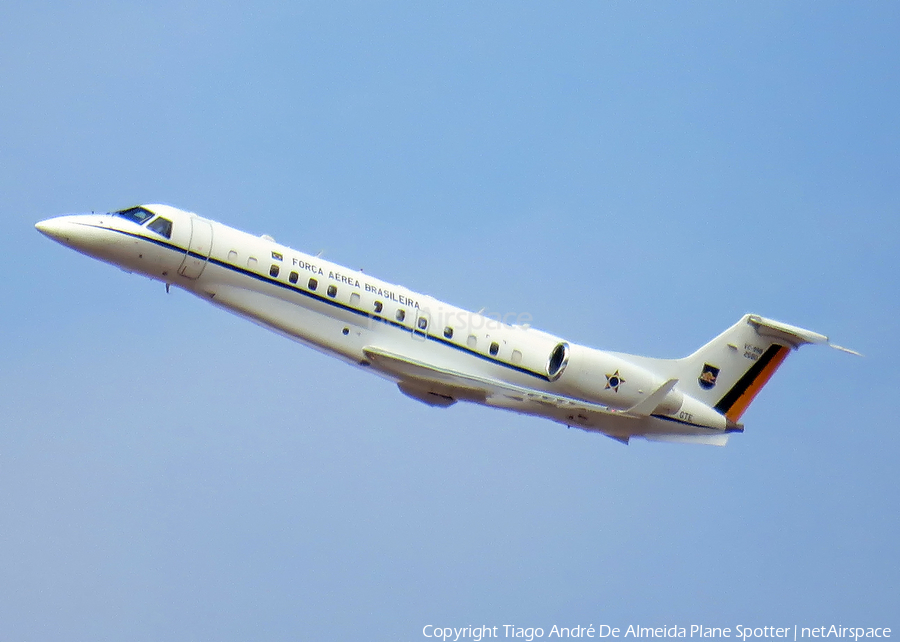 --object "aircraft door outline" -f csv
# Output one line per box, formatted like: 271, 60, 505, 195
178, 217, 213, 279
